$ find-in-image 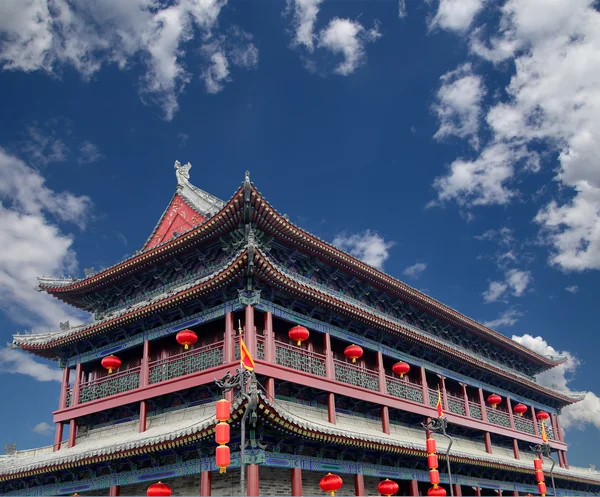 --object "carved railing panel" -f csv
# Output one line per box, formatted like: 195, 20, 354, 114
468, 401, 483, 420
65, 388, 72, 408
234, 336, 265, 361
149, 341, 224, 384
487, 408, 512, 428
274, 340, 327, 377
538, 420, 555, 440
79, 367, 141, 404
514, 416, 535, 434
447, 394, 466, 416
385, 376, 423, 403
333, 359, 379, 391
429, 391, 439, 407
